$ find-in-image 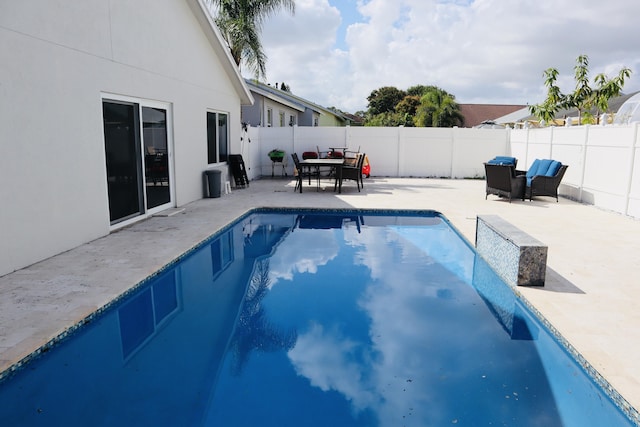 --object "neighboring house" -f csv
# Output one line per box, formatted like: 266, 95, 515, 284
242, 79, 351, 127
518, 92, 640, 125
0, 0, 253, 277
492, 107, 532, 127
459, 104, 527, 127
